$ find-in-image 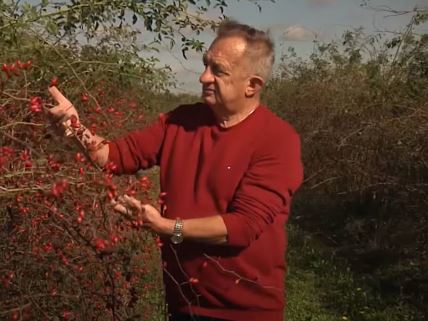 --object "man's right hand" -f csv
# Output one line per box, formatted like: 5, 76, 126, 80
47, 86, 110, 168
47, 86, 80, 137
